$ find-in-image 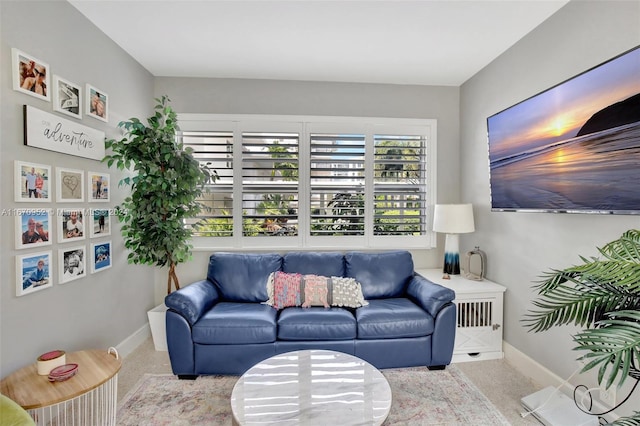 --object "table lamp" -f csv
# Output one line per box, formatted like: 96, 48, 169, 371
433, 204, 475, 278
